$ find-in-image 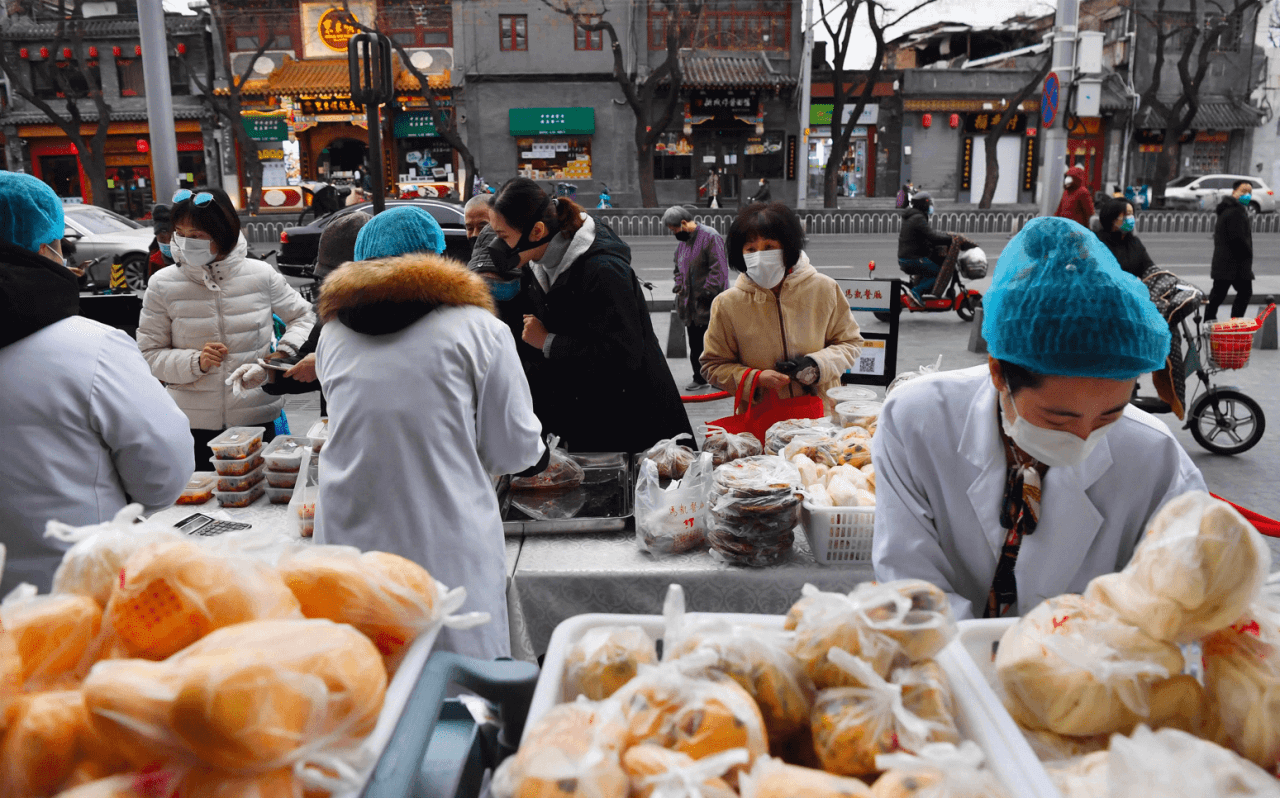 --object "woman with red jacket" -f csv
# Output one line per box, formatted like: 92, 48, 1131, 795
1055, 166, 1095, 227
